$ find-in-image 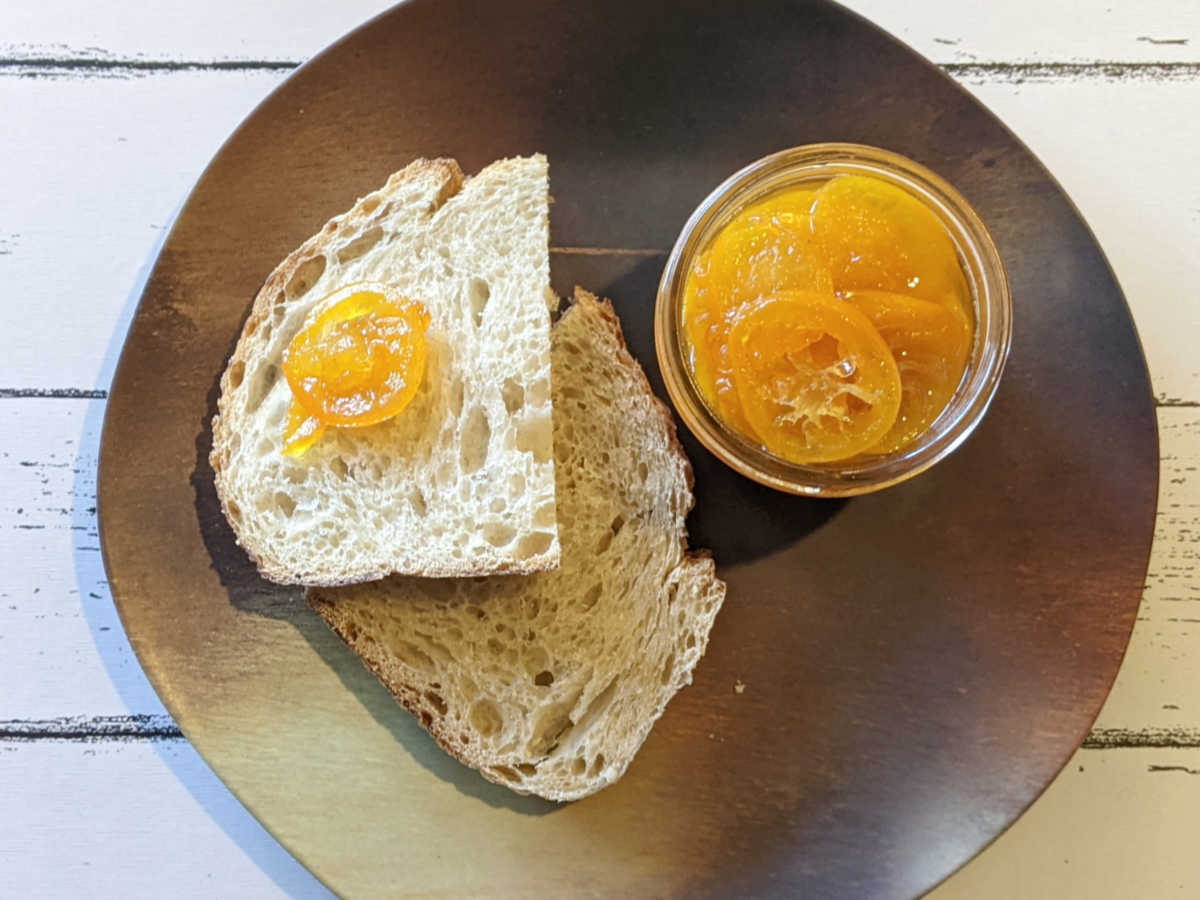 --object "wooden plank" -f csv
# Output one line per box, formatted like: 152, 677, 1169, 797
3, 72, 1200, 402
0, 738, 331, 899
2, 395, 1197, 729
1092, 408, 1200, 732
0, 71, 288, 394
0, 733, 1197, 899
856, 0, 1200, 67
0, 0, 386, 65
963, 77, 1200, 406
1, 0, 1196, 65
0, 397, 167, 718
930, 747, 1200, 898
